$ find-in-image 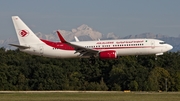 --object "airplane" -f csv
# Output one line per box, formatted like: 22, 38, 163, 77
10, 16, 173, 60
